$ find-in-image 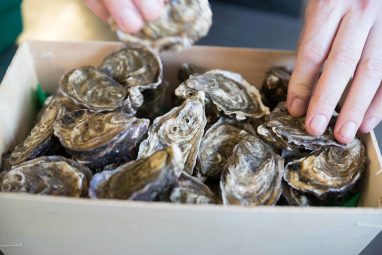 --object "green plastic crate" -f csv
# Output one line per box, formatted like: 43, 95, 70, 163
0, 0, 22, 52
